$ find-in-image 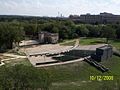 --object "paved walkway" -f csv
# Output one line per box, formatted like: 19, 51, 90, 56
75, 39, 80, 47
0, 62, 5, 66
19, 40, 39, 46
35, 56, 90, 67
0, 53, 27, 66
1, 53, 26, 62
